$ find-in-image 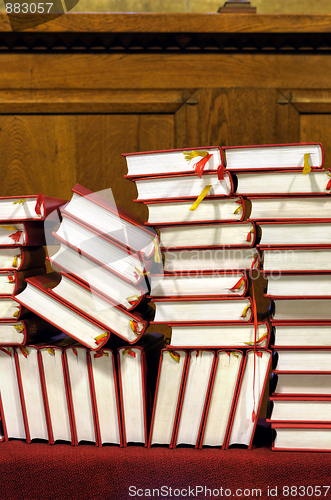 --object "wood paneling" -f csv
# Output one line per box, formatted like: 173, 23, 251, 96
0, 115, 76, 199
